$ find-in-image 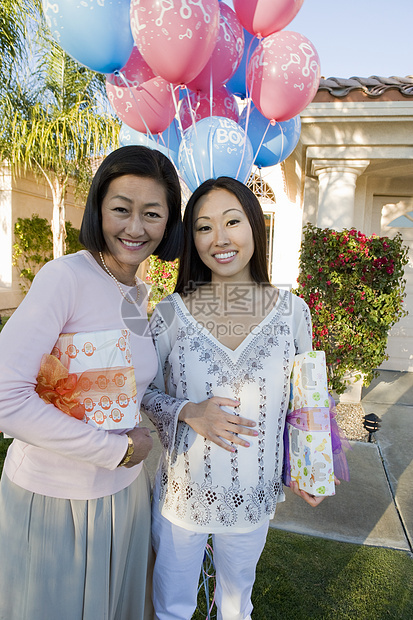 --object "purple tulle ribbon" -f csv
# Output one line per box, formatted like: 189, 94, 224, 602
328, 393, 351, 482
283, 393, 351, 487
284, 407, 330, 432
